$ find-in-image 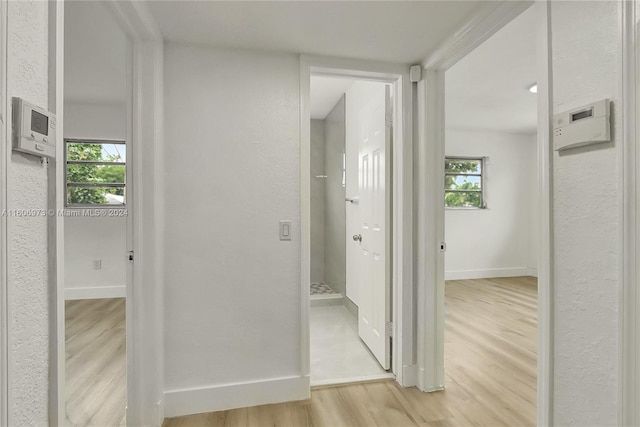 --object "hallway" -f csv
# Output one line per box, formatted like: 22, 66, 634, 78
163, 276, 537, 426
